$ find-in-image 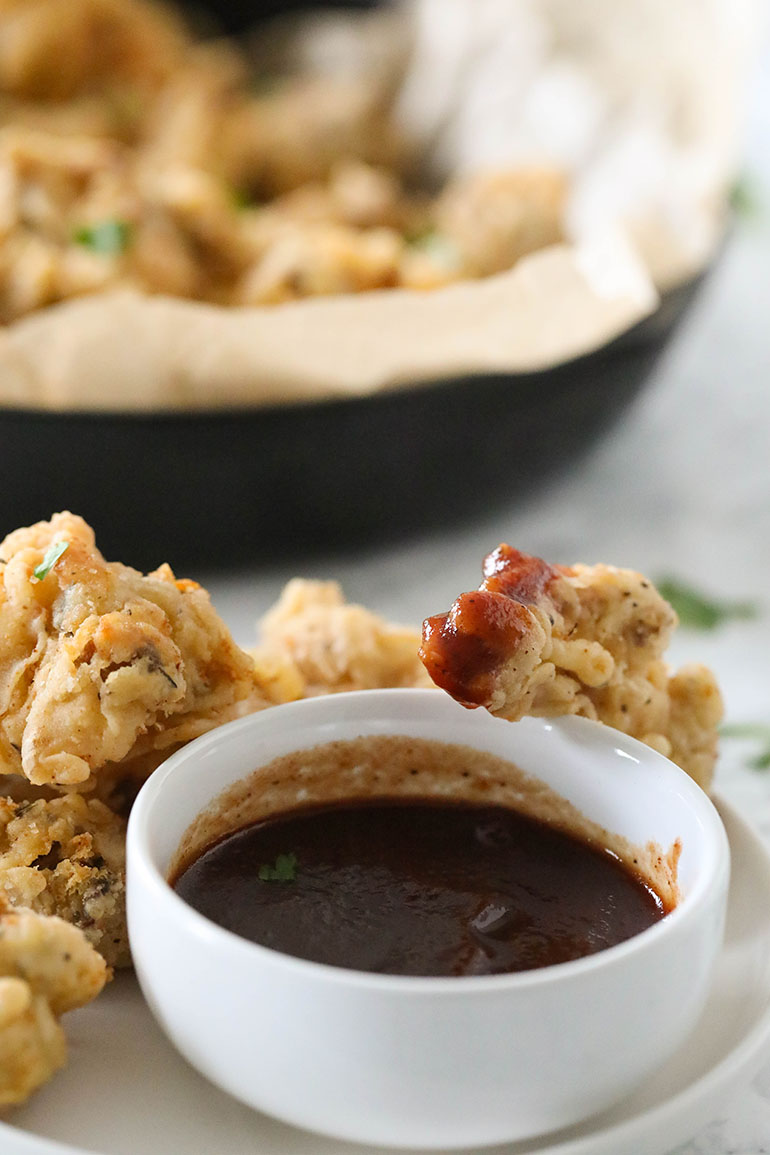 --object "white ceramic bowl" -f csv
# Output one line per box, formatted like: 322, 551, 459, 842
126, 689, 729, 1150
